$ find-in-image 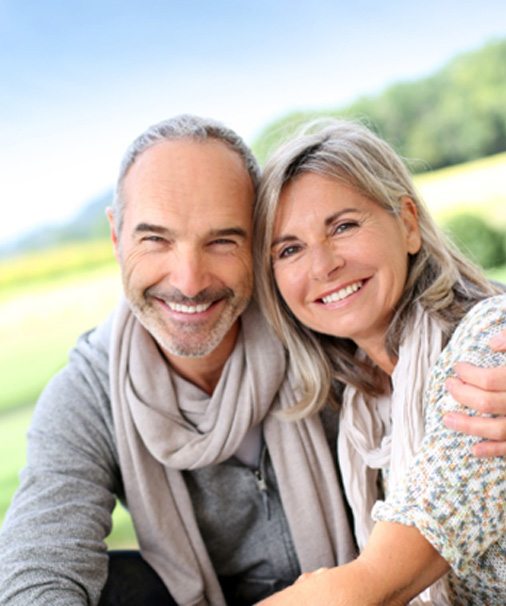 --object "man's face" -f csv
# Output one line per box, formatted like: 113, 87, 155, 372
110, 139, 255, 364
